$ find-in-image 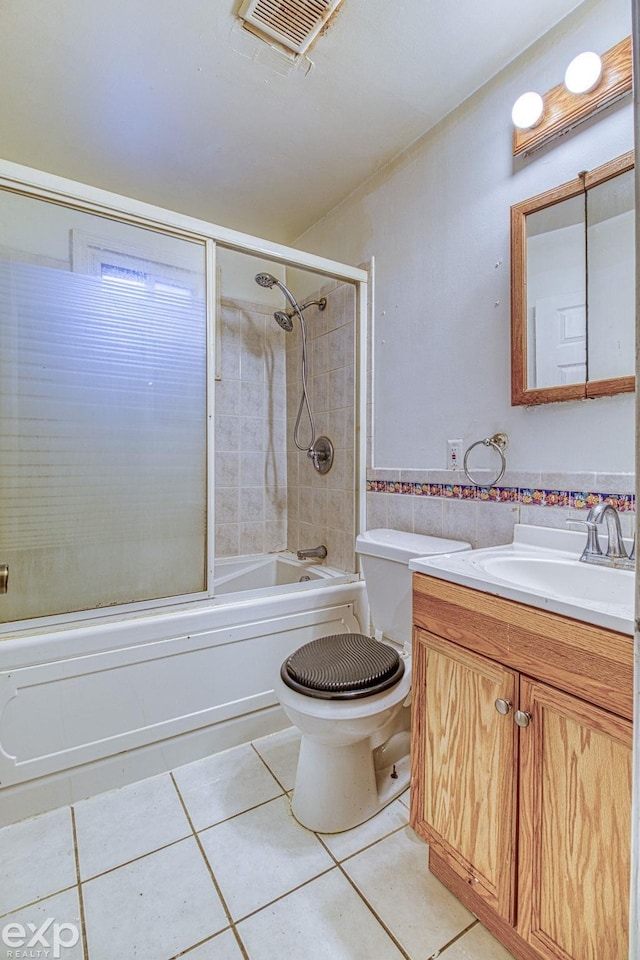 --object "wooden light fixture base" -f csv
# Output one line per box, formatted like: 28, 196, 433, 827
513, 36, 632, 157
